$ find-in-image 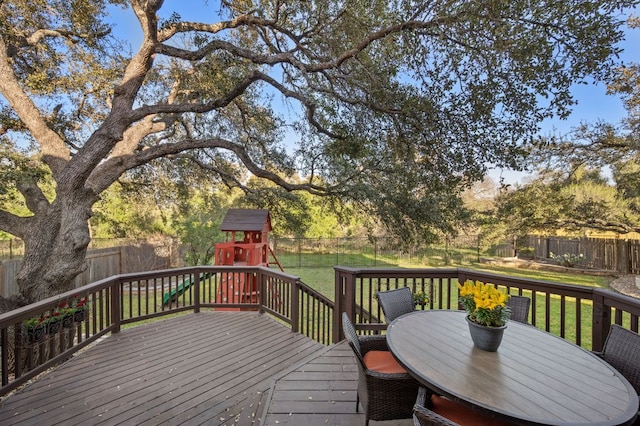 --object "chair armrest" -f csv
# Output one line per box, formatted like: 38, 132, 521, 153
367, 369, 415, 380
359, 335, 389, 353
